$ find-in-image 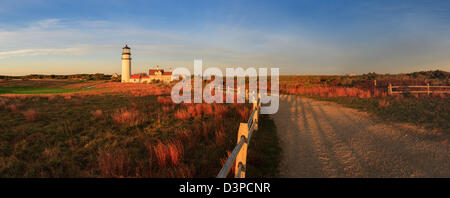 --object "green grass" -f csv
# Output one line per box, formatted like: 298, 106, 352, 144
310, 96, 449, 132
0, 87, 84, 94
247, 115, 281, 178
